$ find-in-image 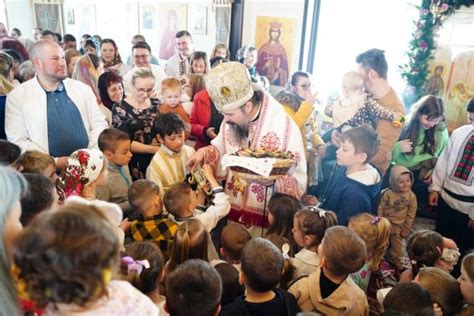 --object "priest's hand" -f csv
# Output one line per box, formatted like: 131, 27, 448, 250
186, 149, 205, 171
